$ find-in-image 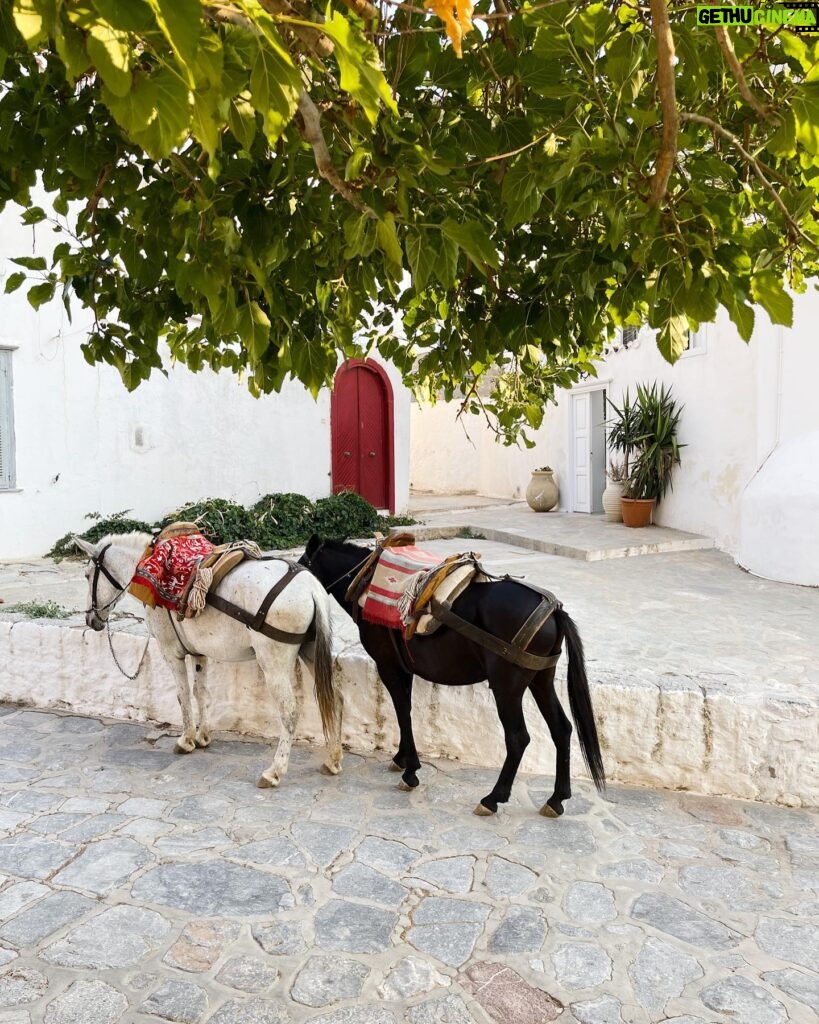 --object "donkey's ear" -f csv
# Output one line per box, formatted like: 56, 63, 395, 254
305, 534, 322, 556
72, 536, 97, 559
